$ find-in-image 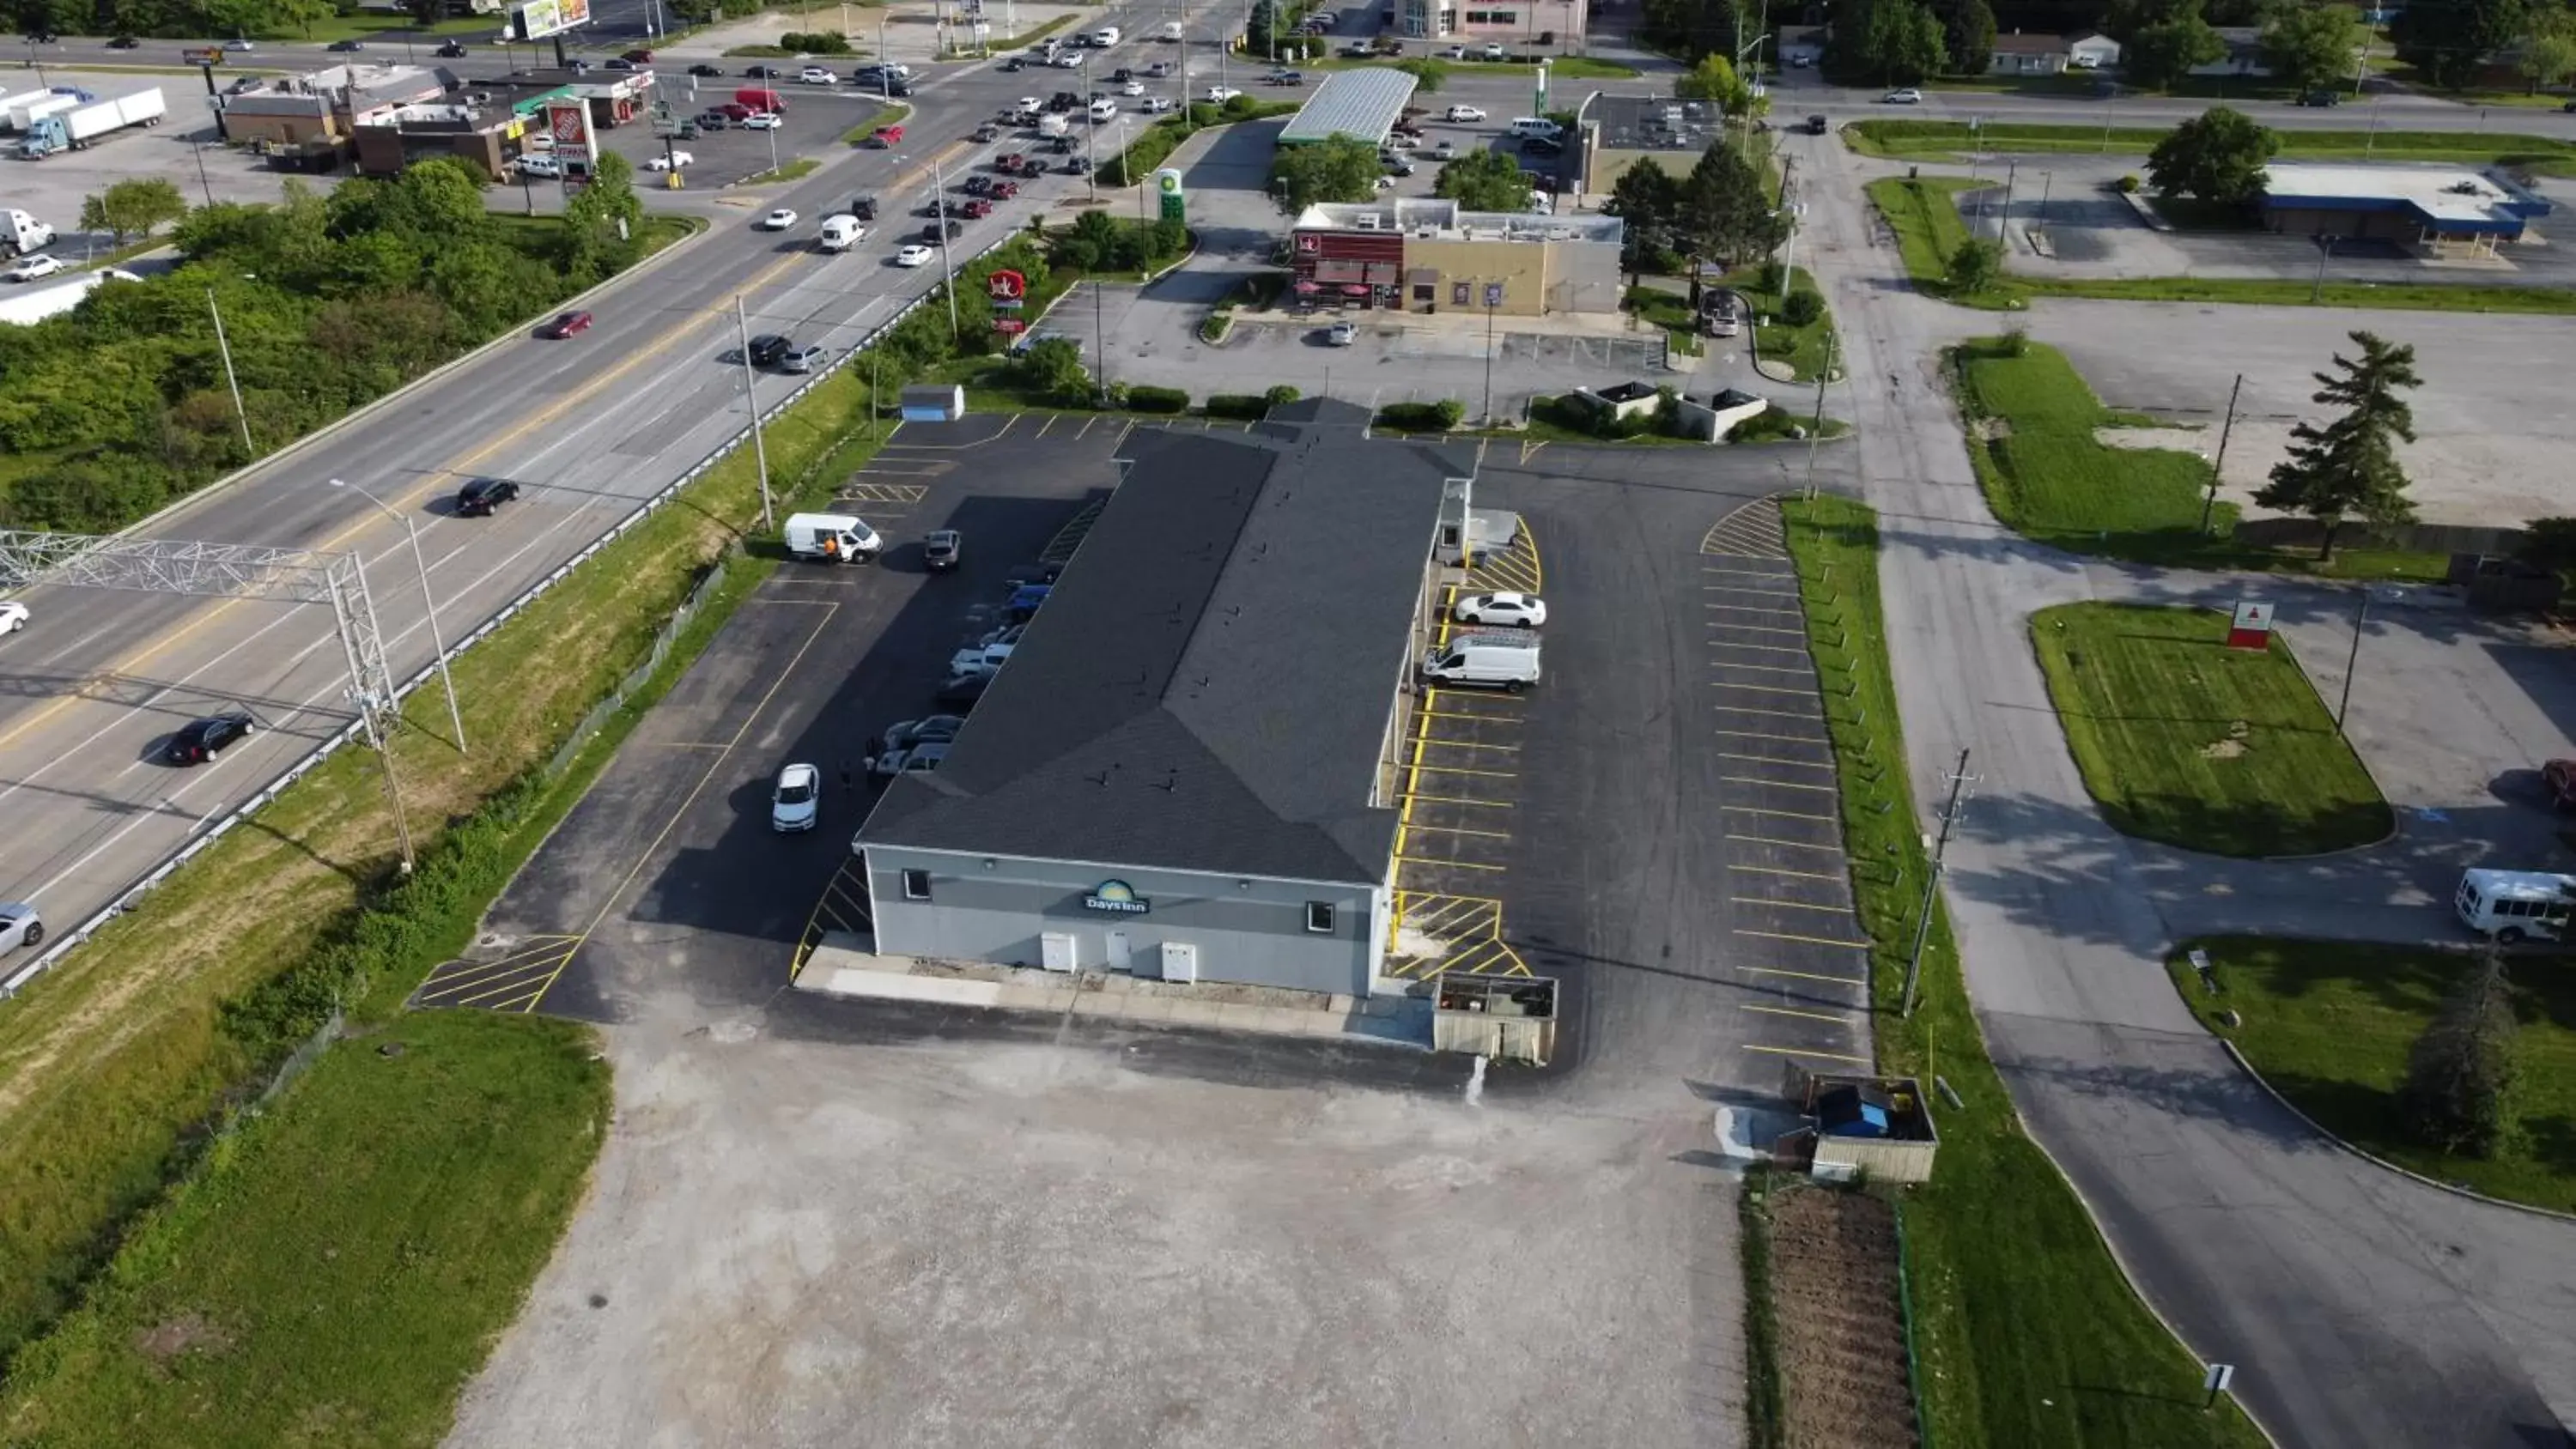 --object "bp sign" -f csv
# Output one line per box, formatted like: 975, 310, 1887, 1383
1154, 167, 1186, 226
